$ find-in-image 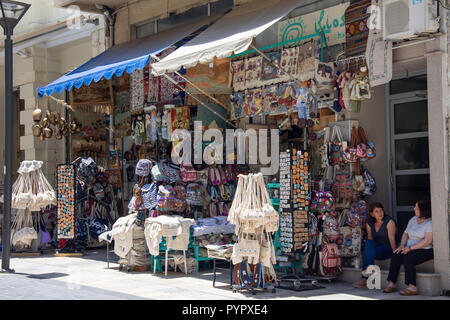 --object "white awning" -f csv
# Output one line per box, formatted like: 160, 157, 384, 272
151, 0, 301, 76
